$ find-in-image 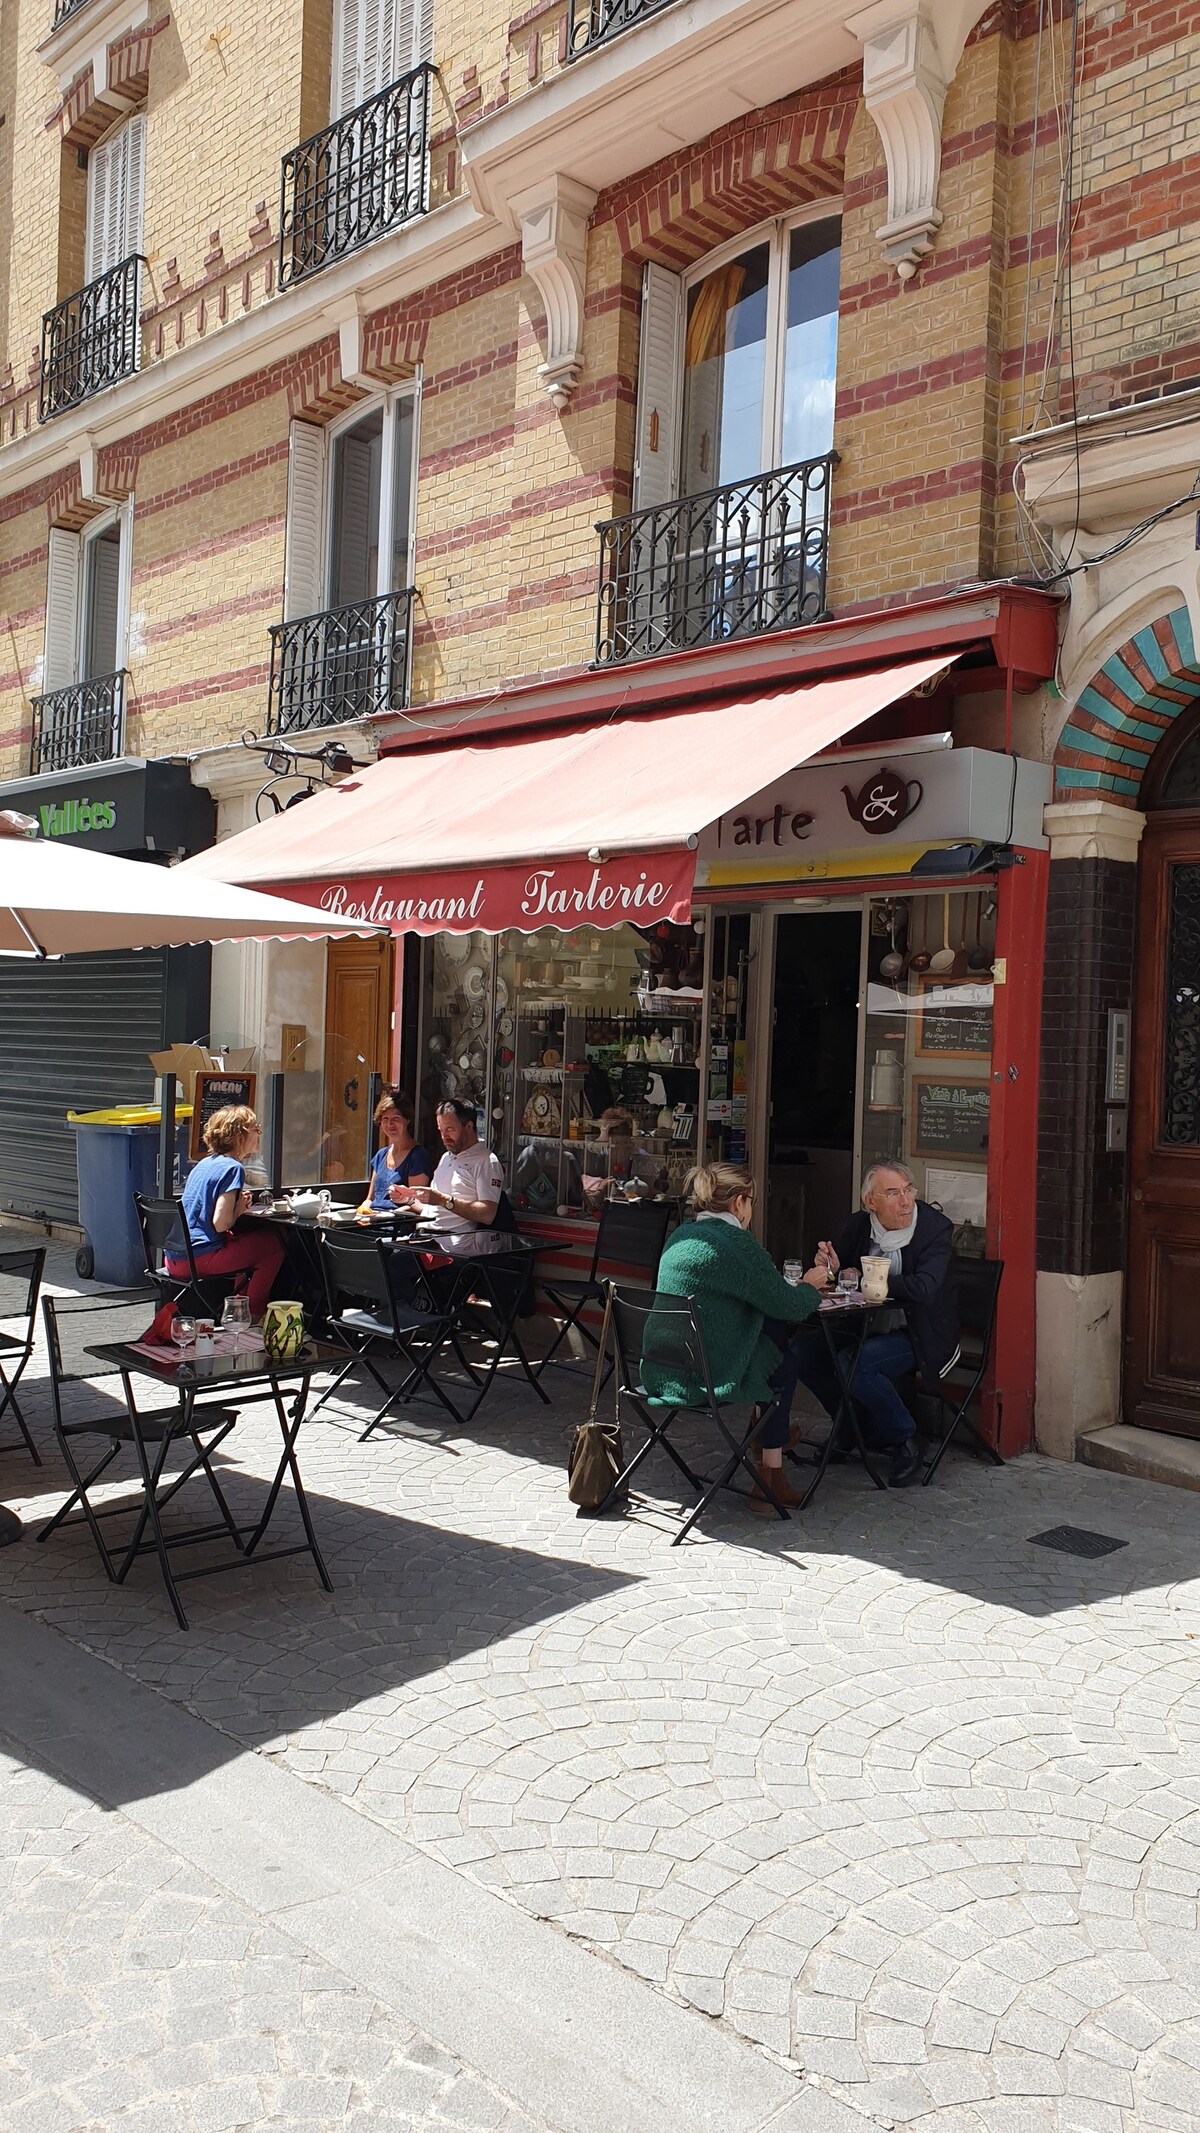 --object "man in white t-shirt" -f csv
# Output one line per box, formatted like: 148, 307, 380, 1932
396, 1100, 504, 1231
